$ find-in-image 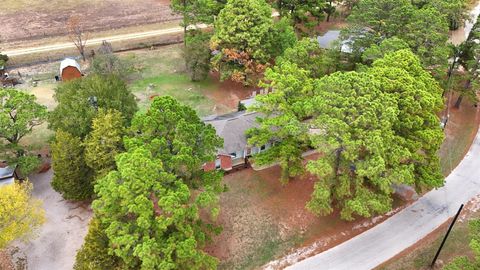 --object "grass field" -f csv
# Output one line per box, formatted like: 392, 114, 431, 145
381, 210, 480, 270
17, 44, 251, 146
